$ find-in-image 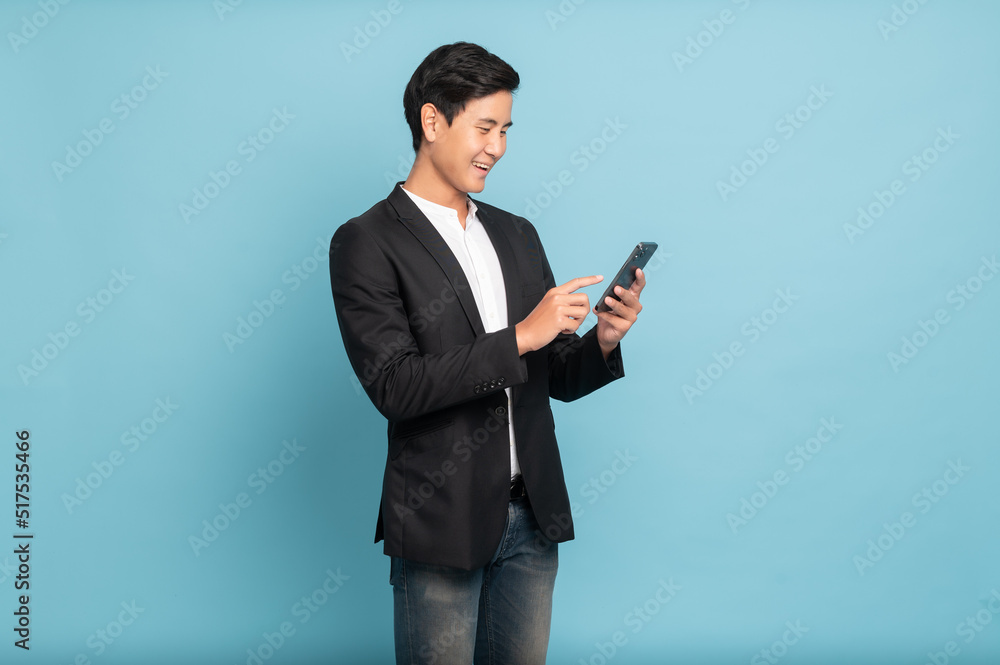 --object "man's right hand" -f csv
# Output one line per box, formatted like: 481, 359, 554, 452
515, 275, 604, 355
